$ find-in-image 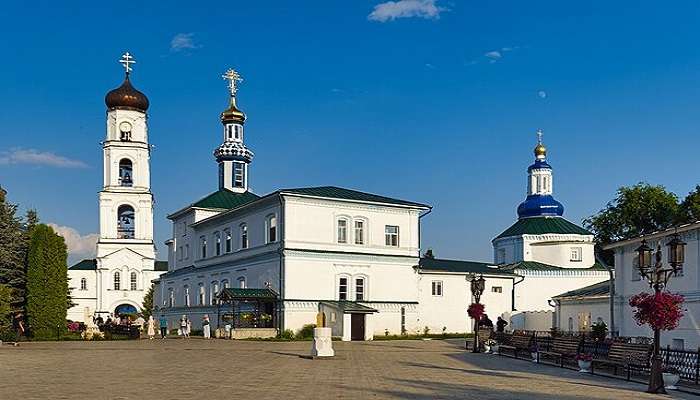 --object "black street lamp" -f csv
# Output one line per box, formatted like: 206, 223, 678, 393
635, 233, 686, 394
469, 274, 486, 352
